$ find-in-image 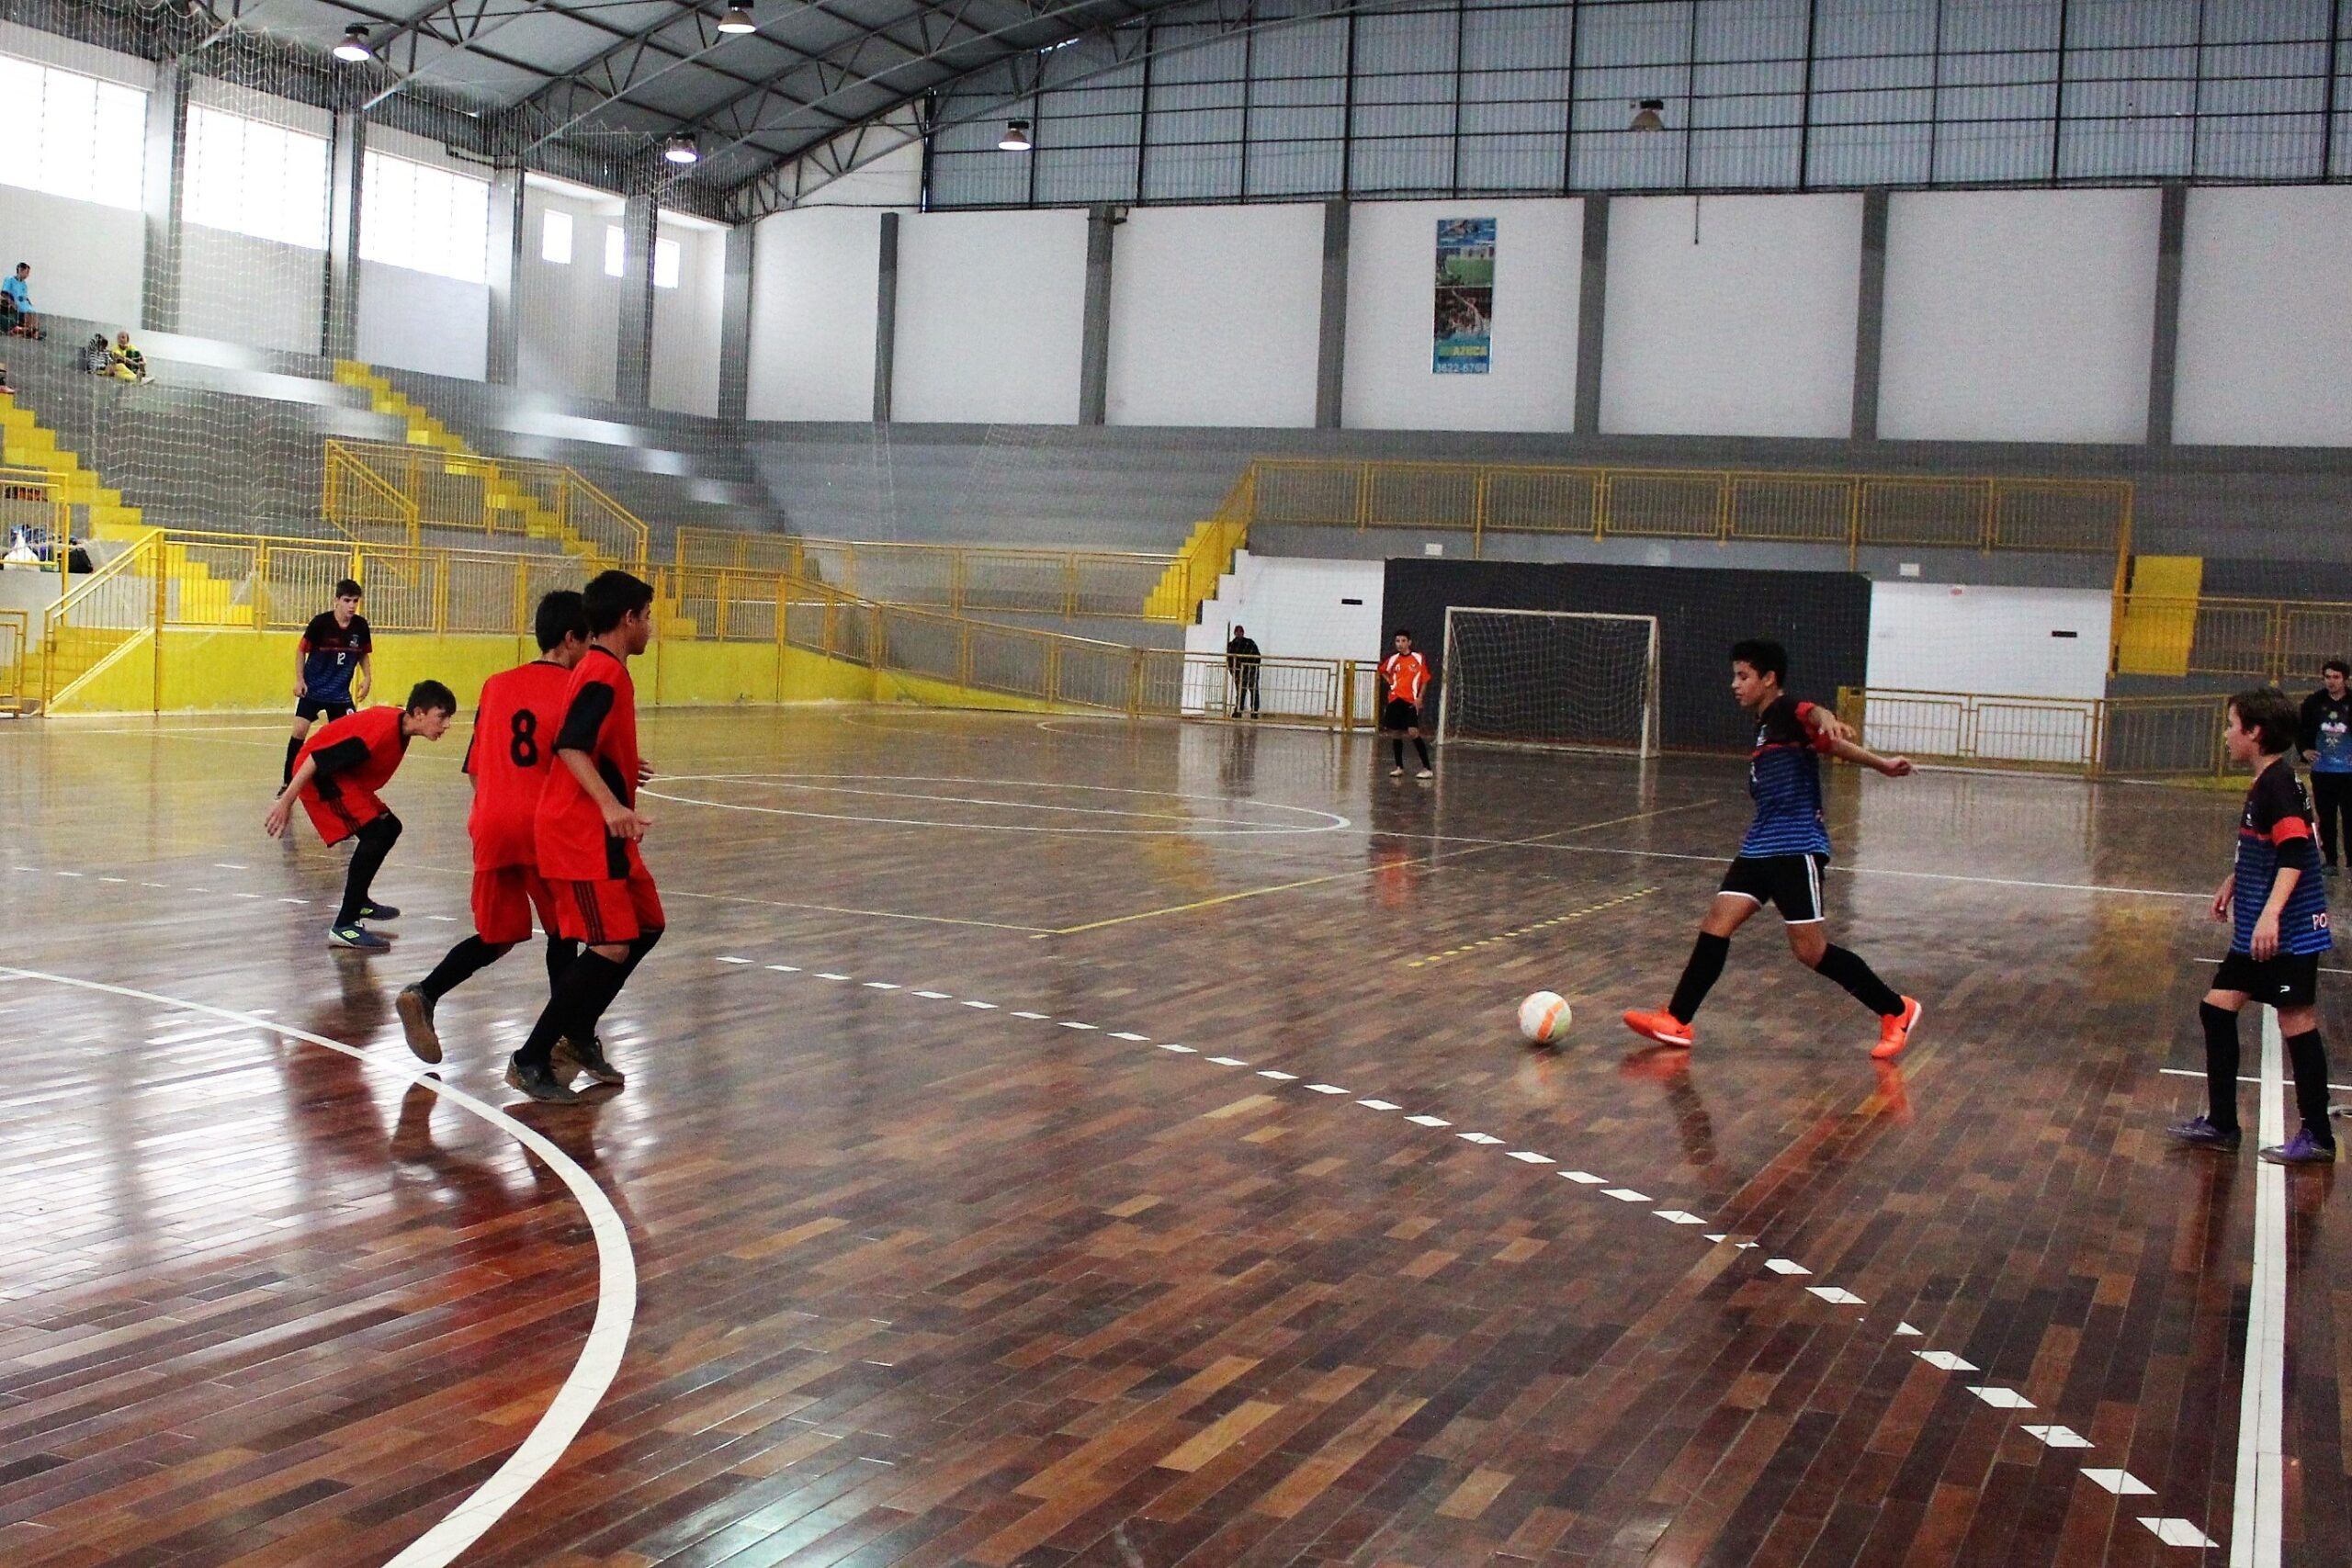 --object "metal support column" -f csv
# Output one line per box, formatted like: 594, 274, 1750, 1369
485, 164, 524, 386
873, 211, 899, 423
141, 59, 190, 335
616, 192, 658, 407
322, 111, 366, 362
1315, 198, 1350, 429
1850, 187, 1889, 440
718, 220, 753, 421
2147, 183, 2187, 446
1079, 204, 1116, 426
1574, 197, 1610, 434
